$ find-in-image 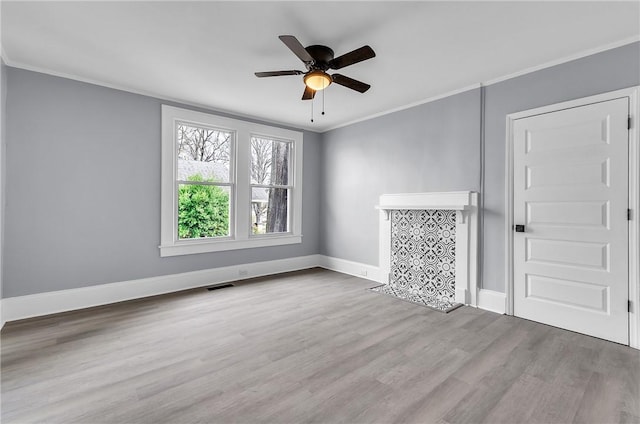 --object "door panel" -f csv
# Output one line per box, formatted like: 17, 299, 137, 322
526, 238, 609, 270
526, 201, 608, 228
513, 98, 629, 344
525, 274, 609, 313
525, 160, 609, 189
